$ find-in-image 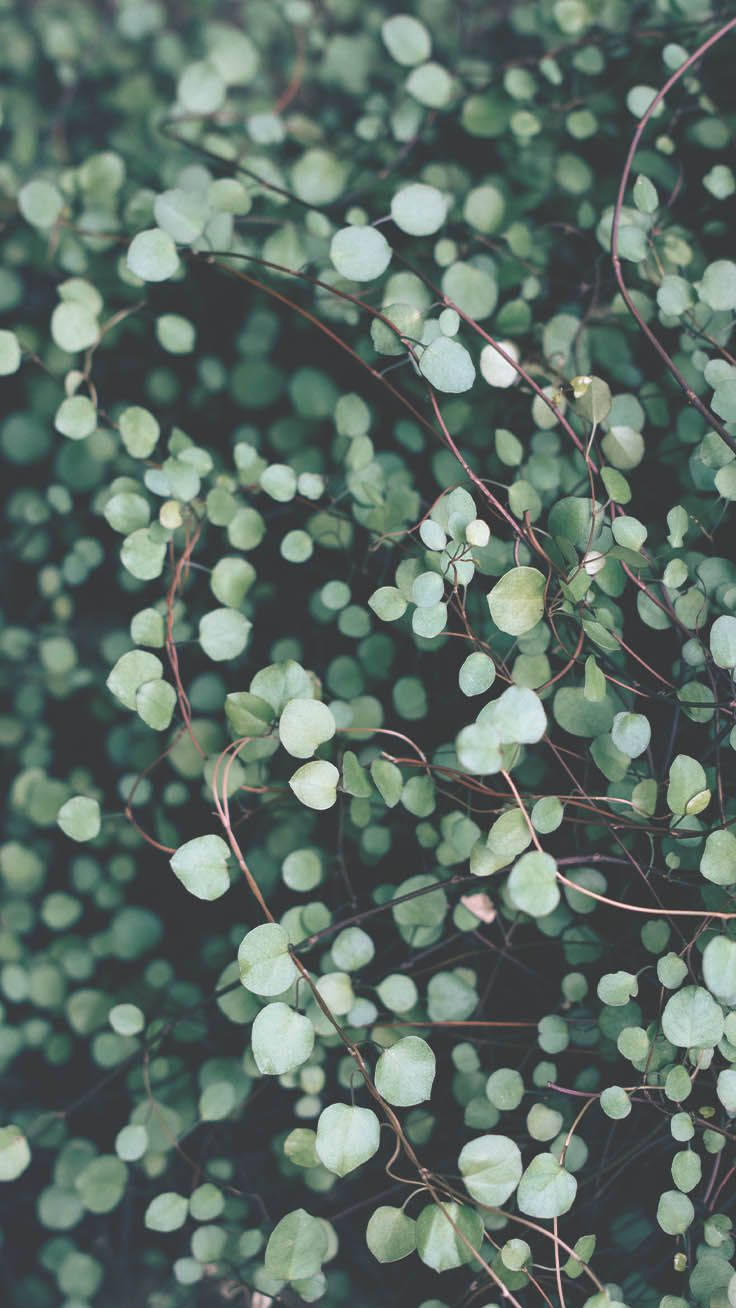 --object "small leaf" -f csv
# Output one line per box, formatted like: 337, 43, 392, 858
119, 406, 160, 458
330, 226, 392, 281
710, 615, 736, 669
597, 971, 638, 1007
198, 608, 252, 662
458, 1133, 522, 1205
170, 835, 231, 901
368, 586, 408, 622
418, 336, 476, 394
703, 935, 736, 1006
341, 751, 373, 798
633, 174, 658, 214
572, 374, 612, 423
391, 183, 447, 236
374, 1035, 435, 1106
600, 1086, 631, 1120
0, 330, 21, 376
238, 923, 297, 995
366, 1206, 417, 1263
700, 829, 736, 886
315, 1104, 380, 1176
656, 1190, 694, 1235
0, 1126, 31, 1181
135, 679, 176, 730
265, 1209, 328, 1281
289, 760, 340, 810
611, 712, 650, 758
415, 1201, 484, 1271
107, 650, 164, 710
661, 985, 724, 1049
144, 1191, 188, 1232
667, 754, 708, 816
57, 796, 101, 843
279, 698, 336, 759
19, 178, 64, 228
508, 851, 560, 917
459, 651, 496, 696
370, 758, 403, 807
251, 1002, 315, 1074
480, 685, 546, 744
716, 1069, 736, 1115
382, 13, 431, 66
127, 228, 180, 282
517, 1153, 577, 1218
456, 721, 502, 776
487, 567, 545, 636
